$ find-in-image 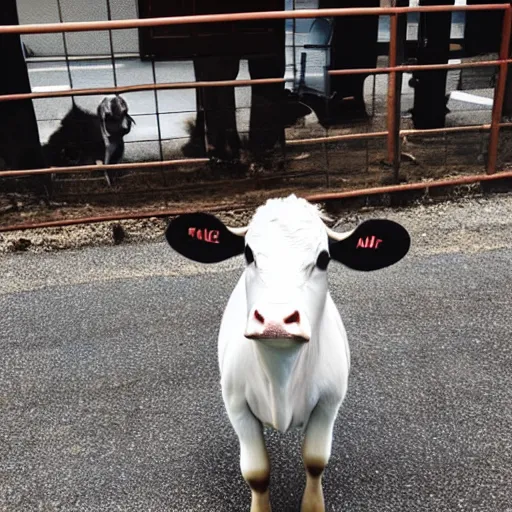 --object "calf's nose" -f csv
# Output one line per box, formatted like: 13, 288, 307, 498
284, 310, 300, 325
254, 309, 265, 324
246, 305, 310, 342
